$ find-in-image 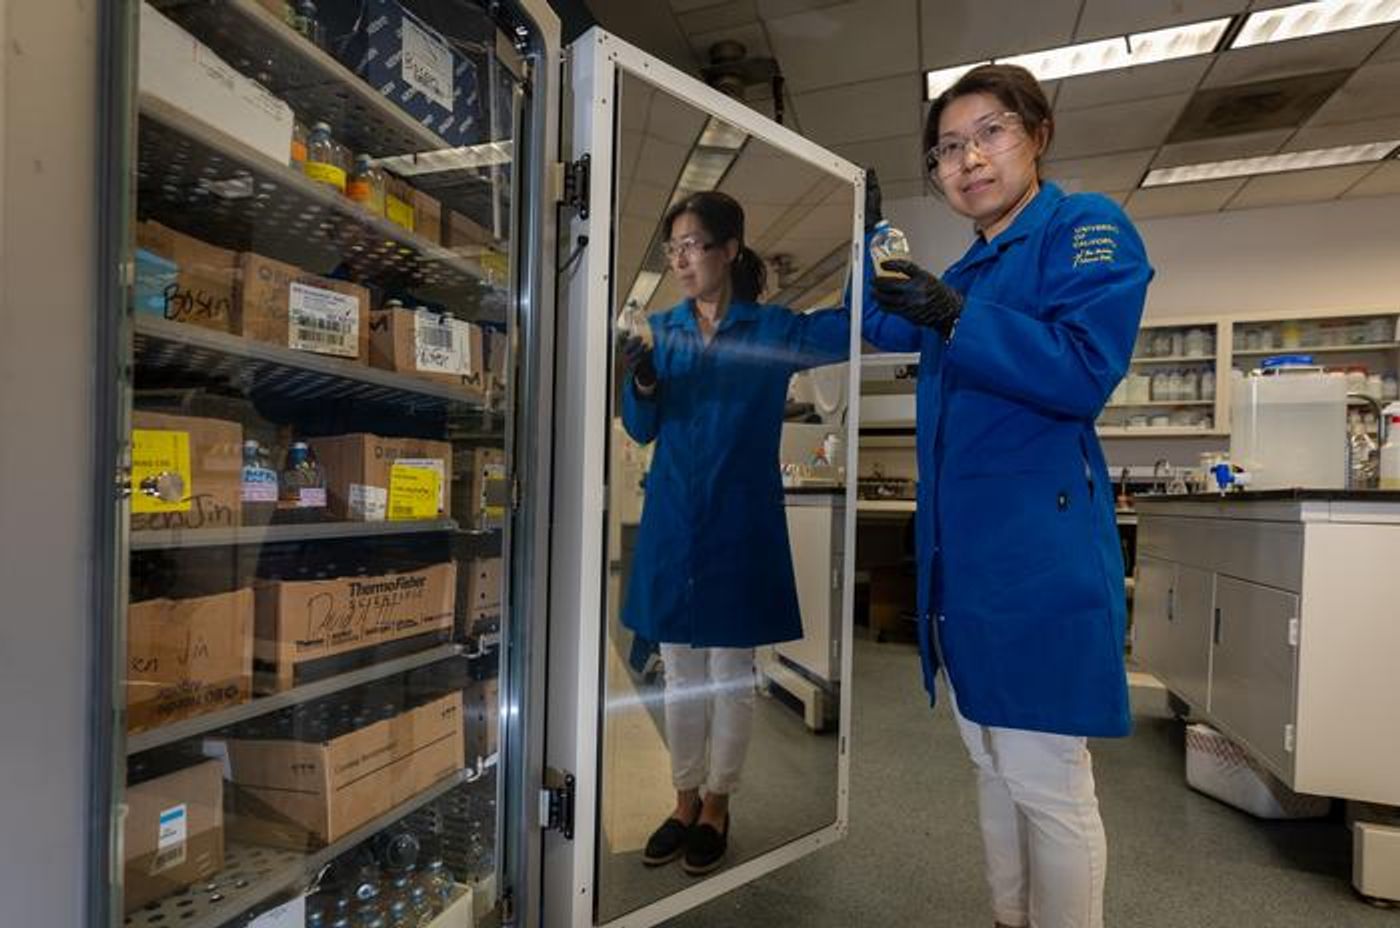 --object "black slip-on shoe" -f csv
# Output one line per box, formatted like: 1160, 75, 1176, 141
642, 810, 694, 866
681, 816, 729, 875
